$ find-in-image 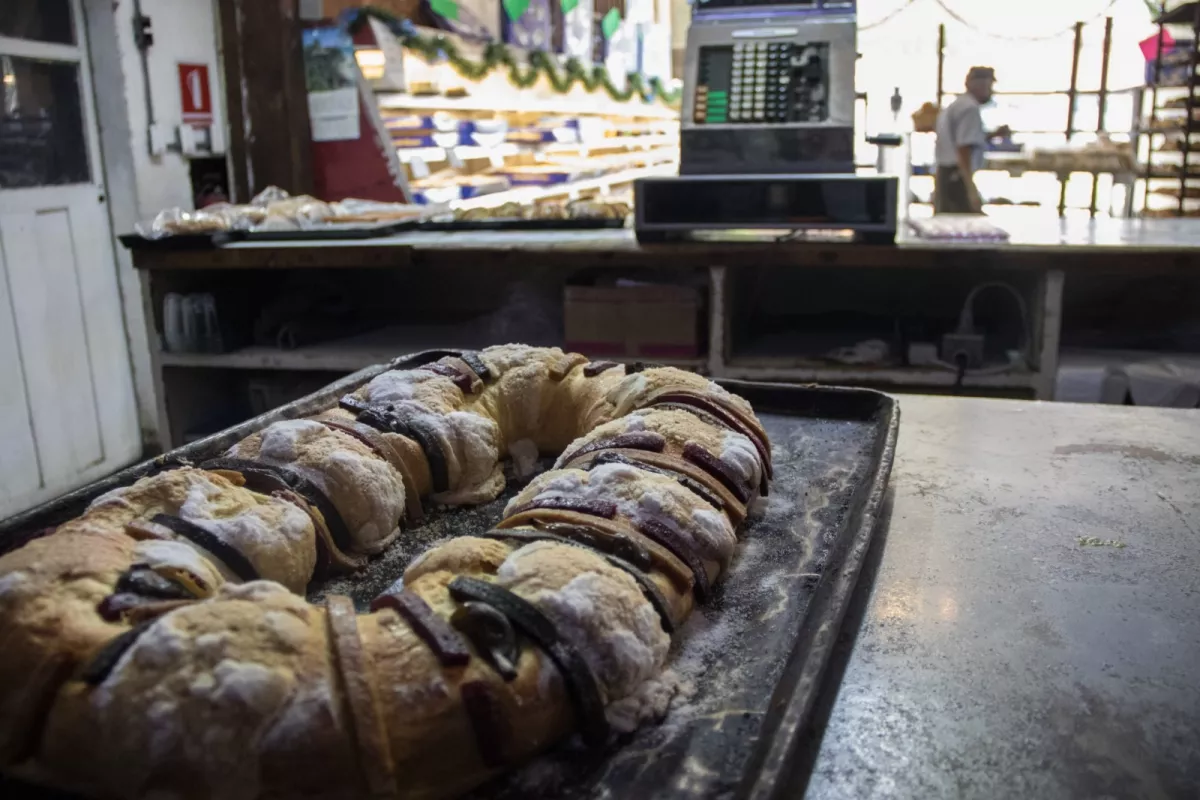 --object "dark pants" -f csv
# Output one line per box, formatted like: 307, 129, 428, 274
935, 166, 977, 214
